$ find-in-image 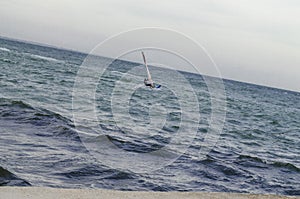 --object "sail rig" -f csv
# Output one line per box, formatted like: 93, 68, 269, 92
141, 51, 152, 81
